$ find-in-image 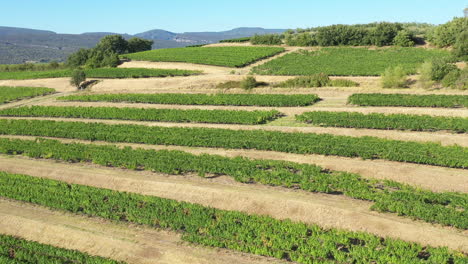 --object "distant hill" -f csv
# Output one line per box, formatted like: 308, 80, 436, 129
0, 26, 286, 64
